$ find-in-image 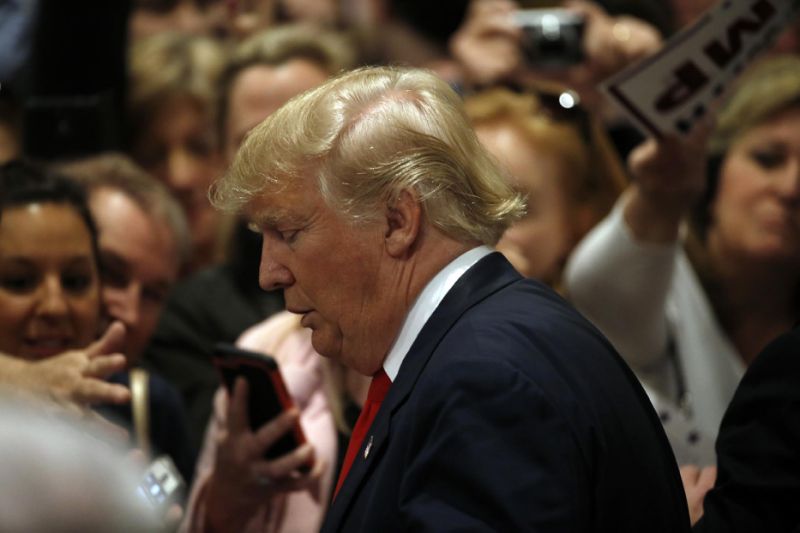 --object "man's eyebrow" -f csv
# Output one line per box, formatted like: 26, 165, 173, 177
248, 208, 301, 229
